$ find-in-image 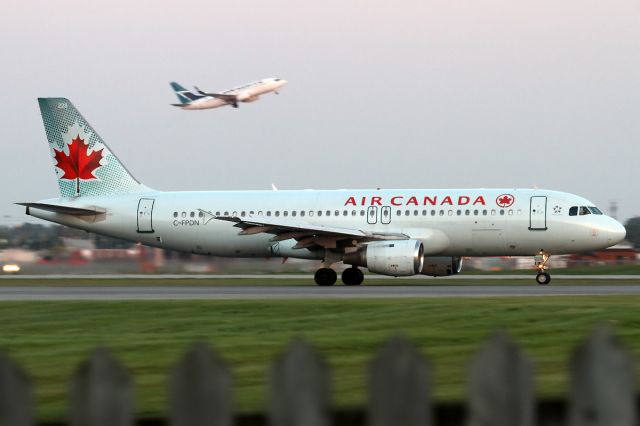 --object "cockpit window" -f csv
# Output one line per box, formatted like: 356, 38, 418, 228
579, 206, 591, 215
588, 206, 603, 215
569, 206, 578, 216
